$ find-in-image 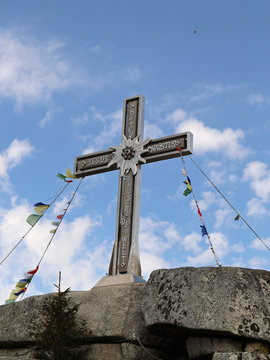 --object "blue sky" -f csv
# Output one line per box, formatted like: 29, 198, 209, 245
1, 0, 270, 303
